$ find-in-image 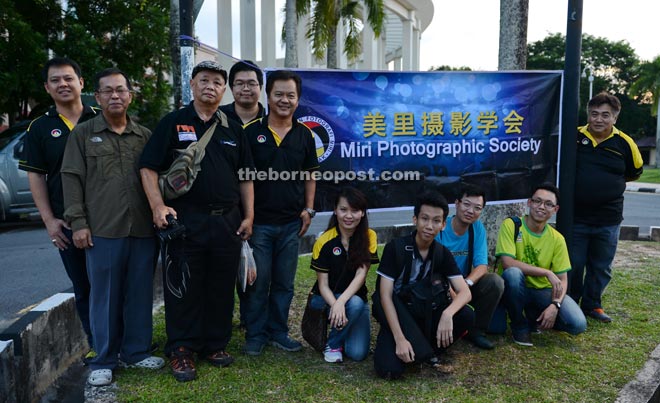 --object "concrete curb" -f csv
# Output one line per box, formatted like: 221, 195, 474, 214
0, 293, 87, 403
616, 344, 660, 403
